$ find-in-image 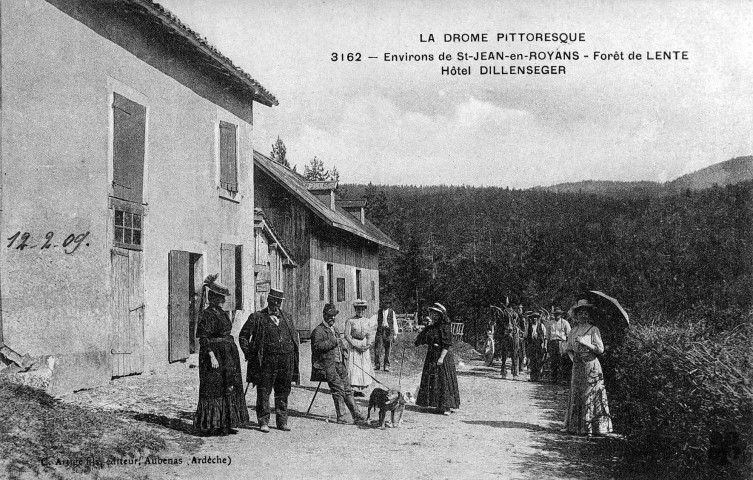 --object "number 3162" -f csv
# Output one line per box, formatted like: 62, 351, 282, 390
331, 52, 361, 61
